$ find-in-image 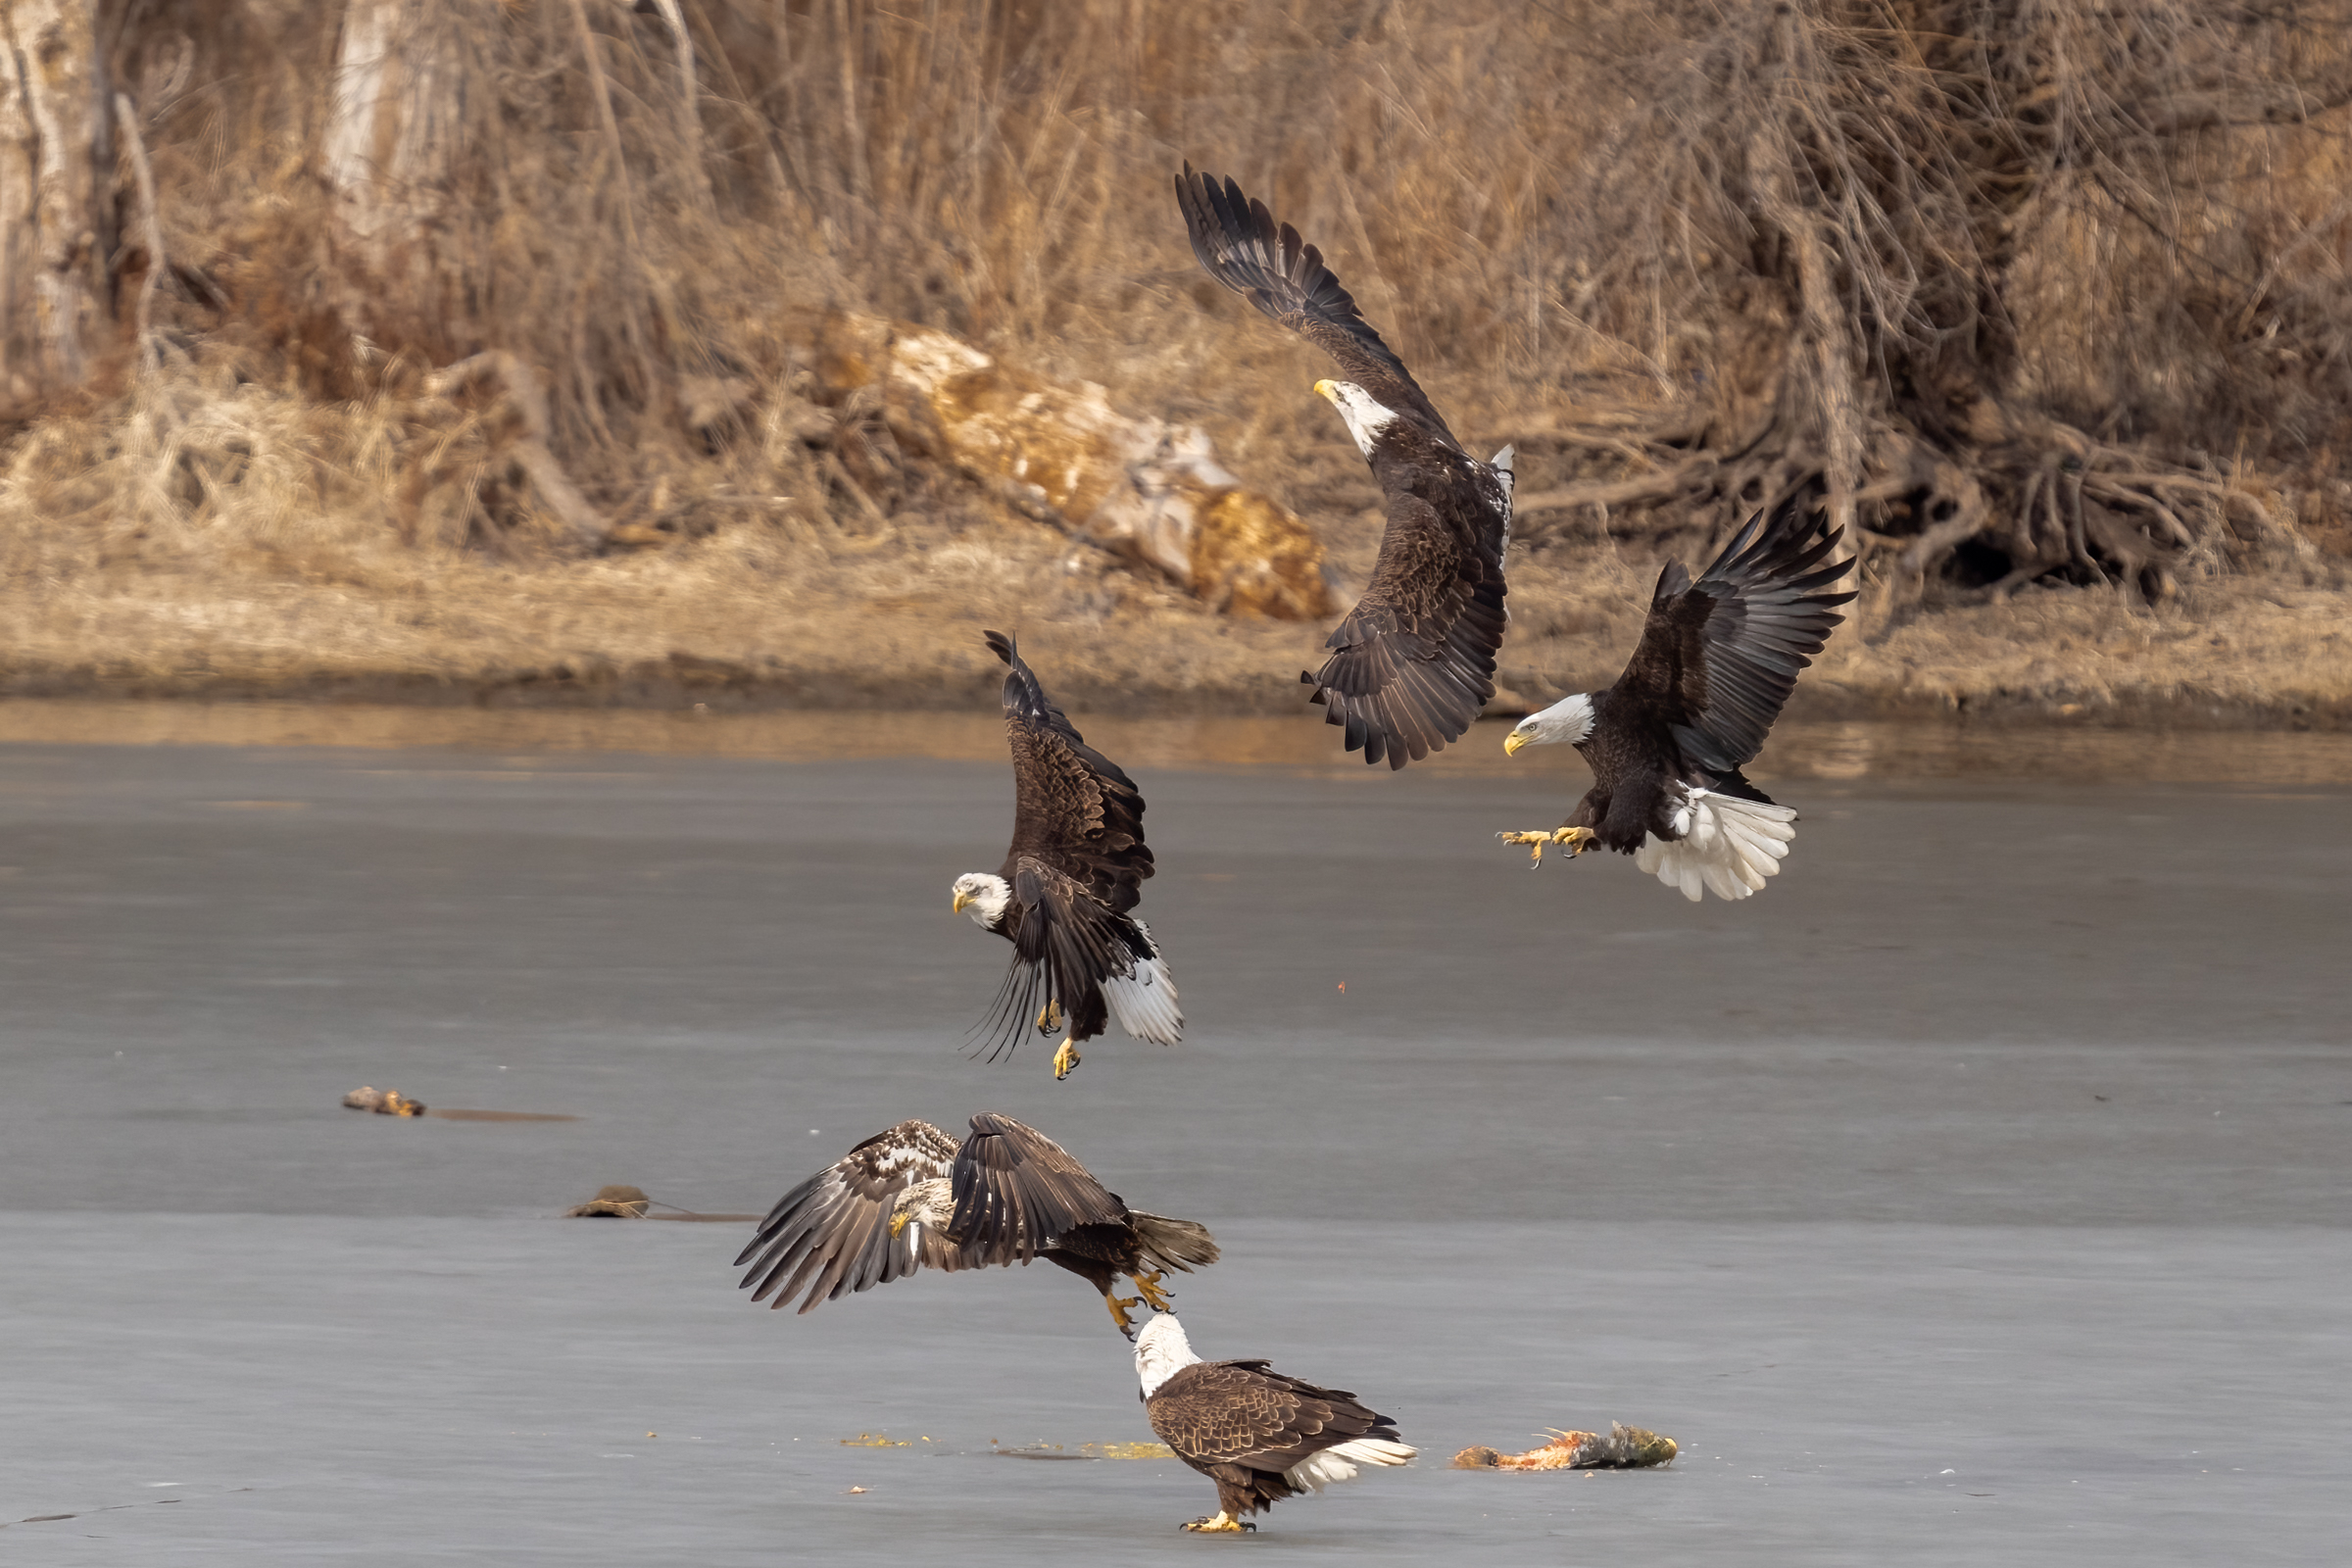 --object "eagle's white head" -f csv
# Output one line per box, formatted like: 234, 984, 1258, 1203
887, 1176, 955, 1242
1504, 693, 1595, 757
1134, 1312, 1202, 1396
950, 872, 1011, 927
1314, 379, 1400, 460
